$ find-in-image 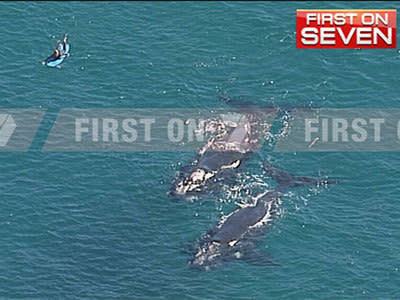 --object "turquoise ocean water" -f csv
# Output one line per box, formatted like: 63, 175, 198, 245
1, 1, 400, 299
